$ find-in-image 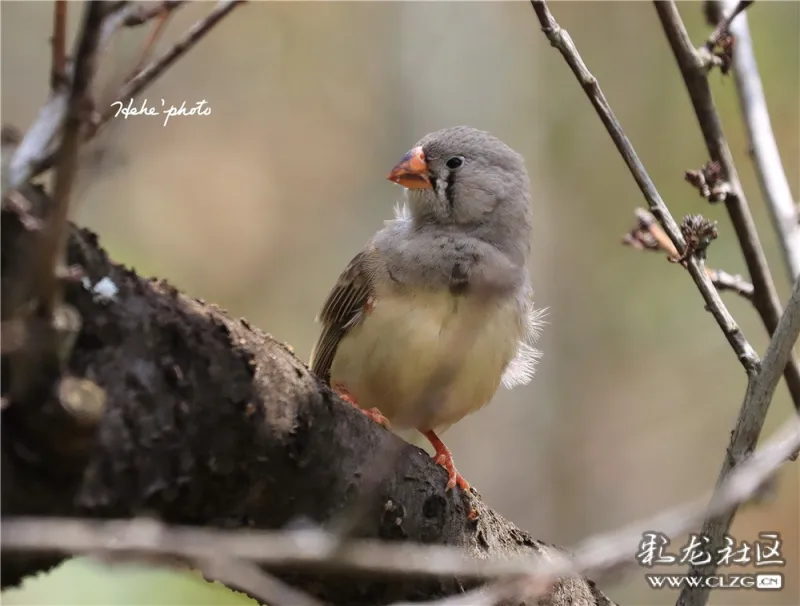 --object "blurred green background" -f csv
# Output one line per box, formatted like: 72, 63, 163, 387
1, 1, 798, 605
